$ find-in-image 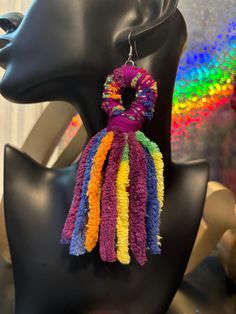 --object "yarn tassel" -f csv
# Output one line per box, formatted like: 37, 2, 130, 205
99, 131, 126, 262
116, 140, 131, 264
69, 128, 107, 256
61, 63, 164, 266
128, 132, 148, 266
85, 131, 114, 252
61, 134, 96, 244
